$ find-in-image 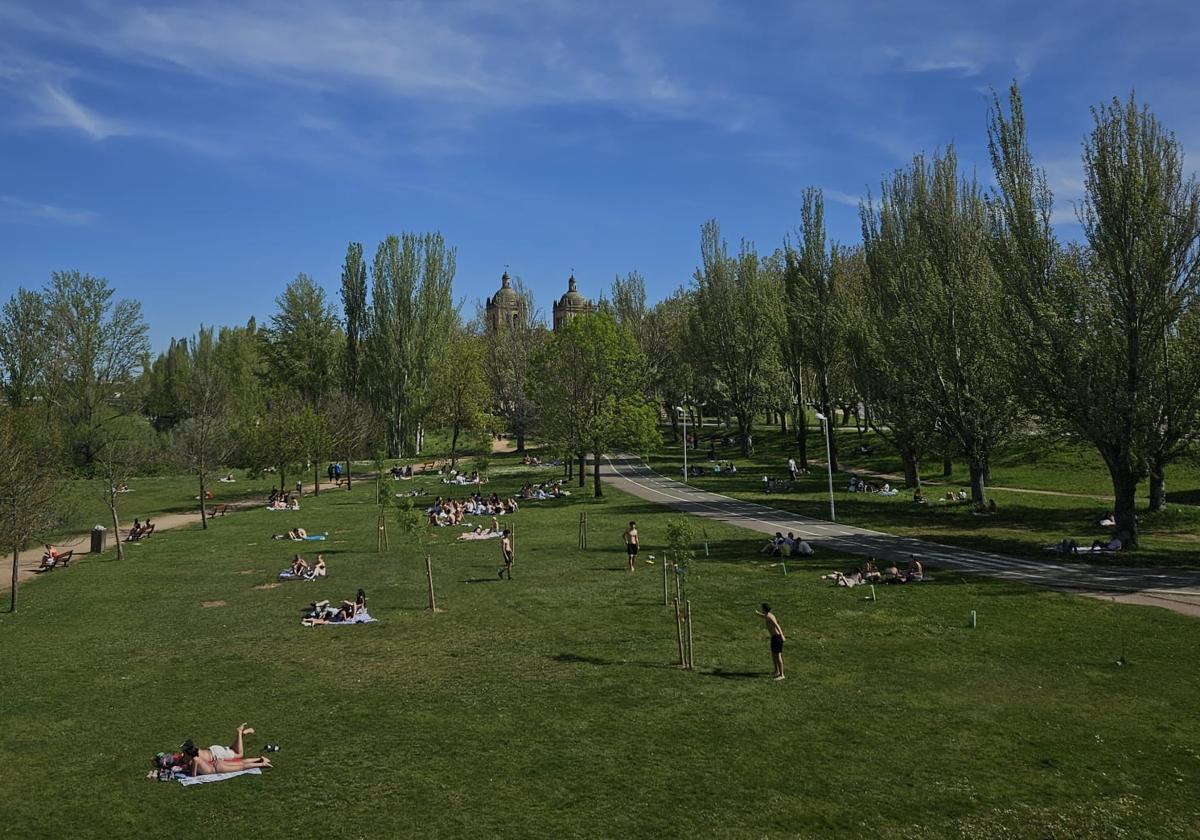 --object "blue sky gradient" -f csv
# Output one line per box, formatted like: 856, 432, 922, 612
2, 0, 1198, 349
